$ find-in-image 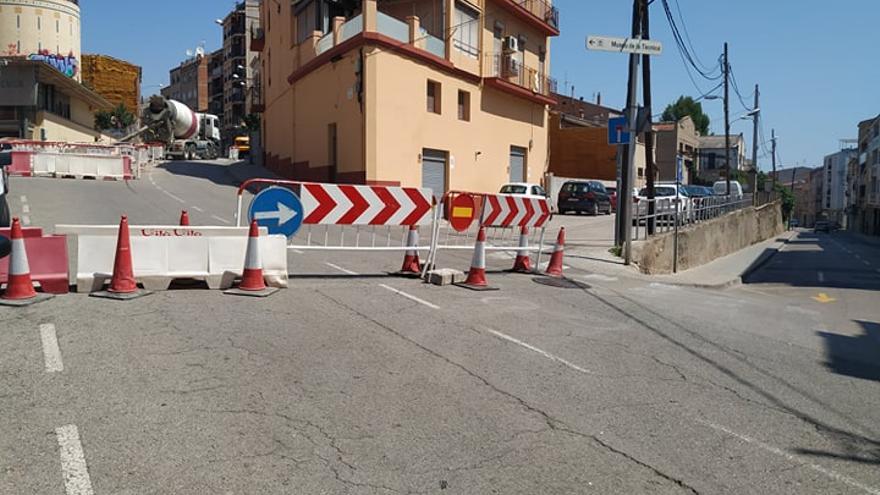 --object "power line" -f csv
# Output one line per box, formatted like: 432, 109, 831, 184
659, 0, 722, 81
